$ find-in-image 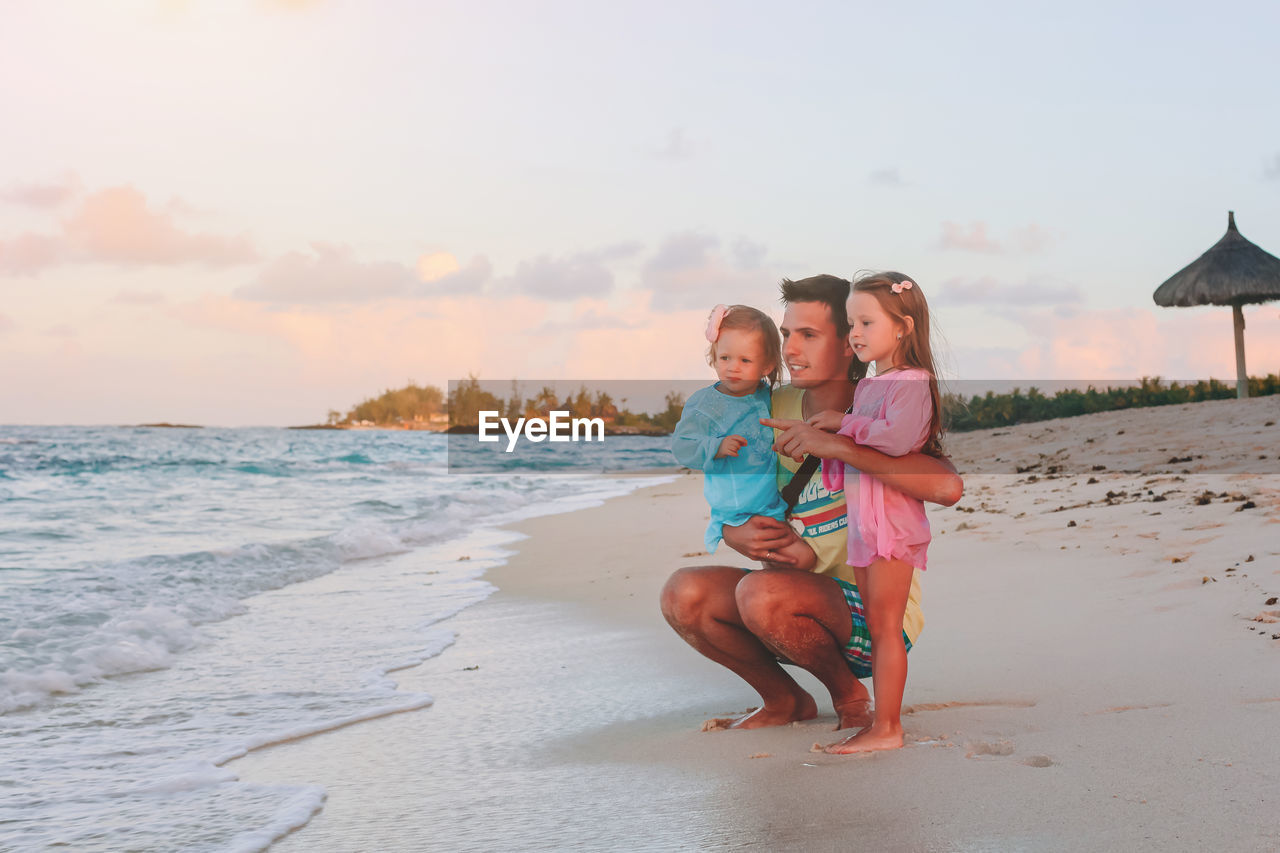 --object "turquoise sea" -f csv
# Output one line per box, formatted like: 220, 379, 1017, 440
0, 426, 673, 851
